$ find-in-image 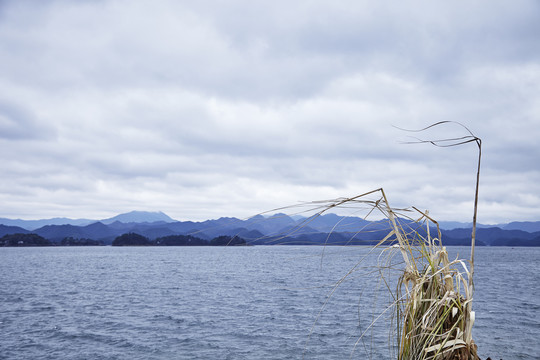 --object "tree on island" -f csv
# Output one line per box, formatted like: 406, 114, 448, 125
155, 234, 208, 246
1, 233, 51, 246
112, 233, 151, 246
210, 235, 247, 246
61, 237, 104, 246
